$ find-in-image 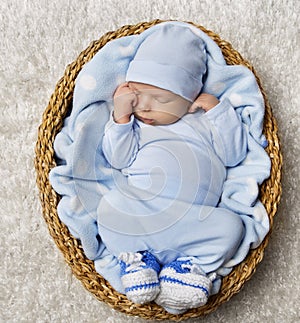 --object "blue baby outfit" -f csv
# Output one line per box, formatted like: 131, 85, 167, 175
49, 21, 271, 296
99, 98, 246, 270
